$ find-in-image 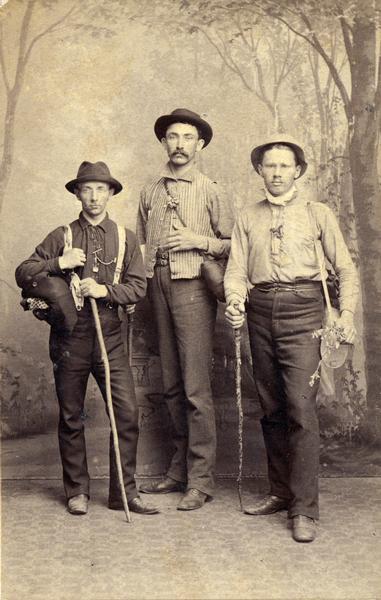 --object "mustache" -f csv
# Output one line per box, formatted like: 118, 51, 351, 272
171, 150, 188, 158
